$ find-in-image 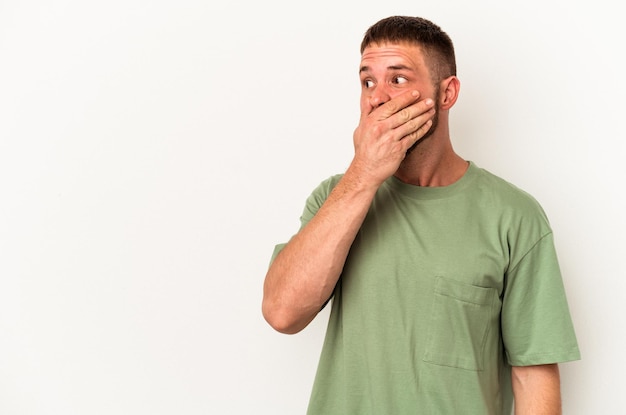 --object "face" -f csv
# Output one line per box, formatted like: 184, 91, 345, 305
359, 42, 441, 145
